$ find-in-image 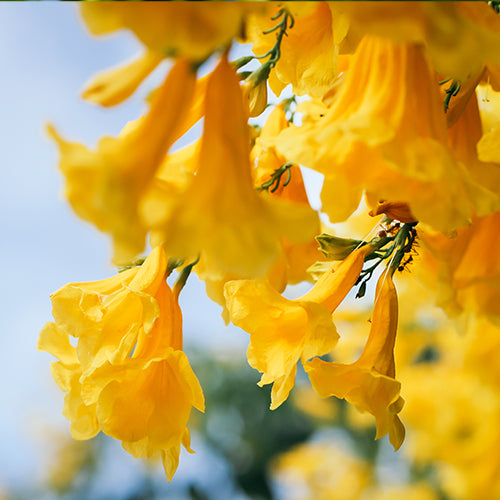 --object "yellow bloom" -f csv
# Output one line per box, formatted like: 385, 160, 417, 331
224, 244, 374, 410
154, 56, 317, 280
49, 59, 196, 264
80, 2, 249, 62
247, 2, 349, 98
38, 246, 204, 481
305, 271, 405, 451
274, 35, 485, 232
144, 106, 320, 322
342, 1, 500, 81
